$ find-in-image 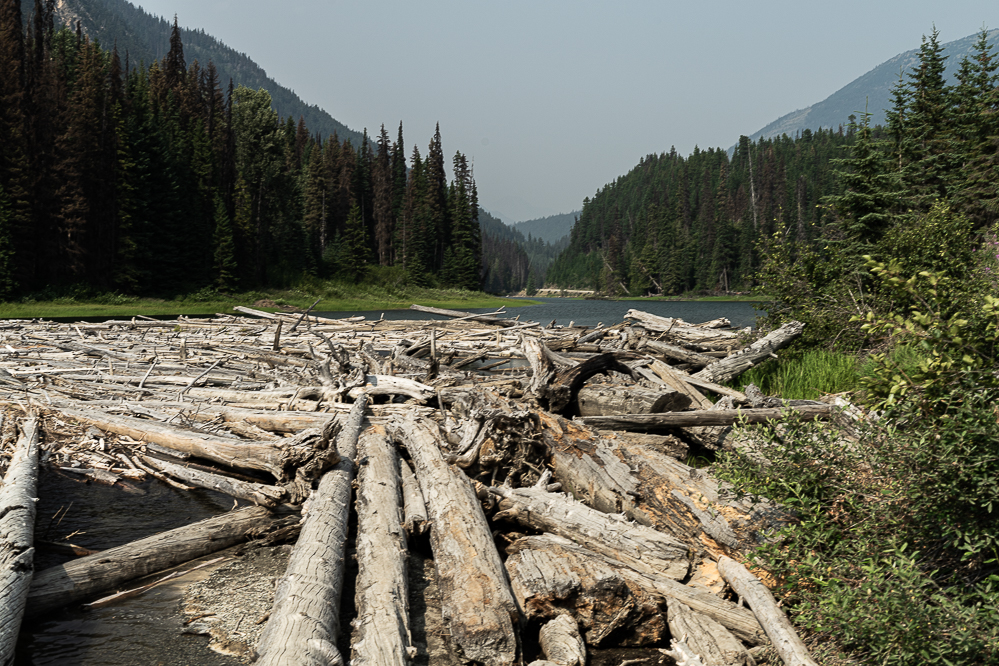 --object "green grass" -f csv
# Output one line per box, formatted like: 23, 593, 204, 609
734, 345, 926, 400
0, 278, 535, 320
618, 294, 767, 303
